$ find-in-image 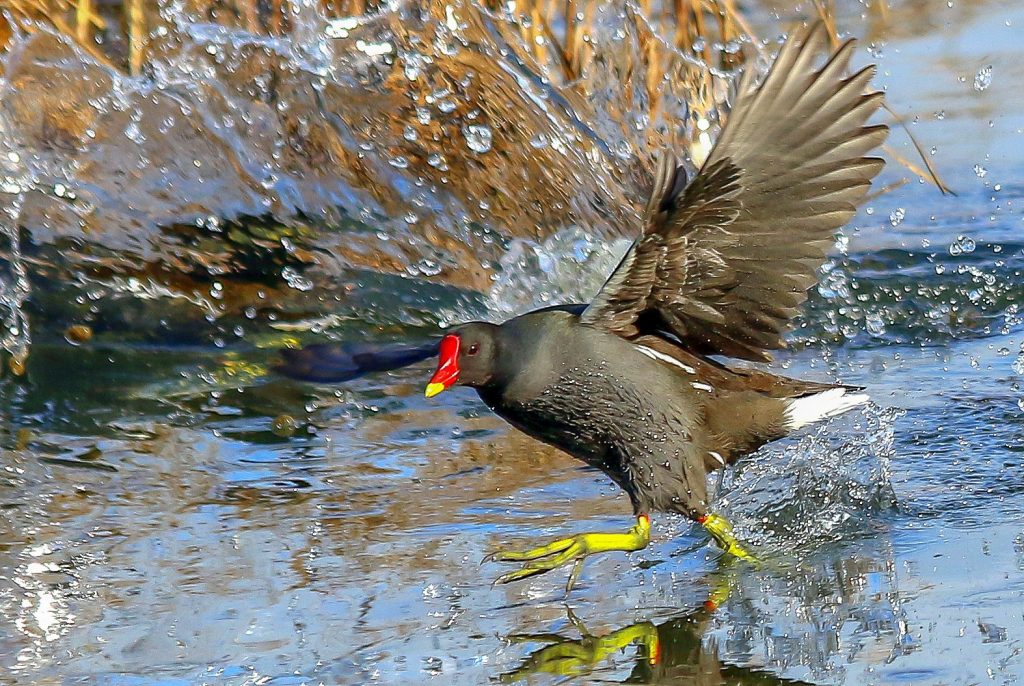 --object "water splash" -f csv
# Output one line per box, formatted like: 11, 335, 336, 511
0, 0, 741, 352
0, 130, 31, 371
485, 227, 632, 318
798, 241, 1024, 349
716, 405, 901, 551
2, 1, 1010, 365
